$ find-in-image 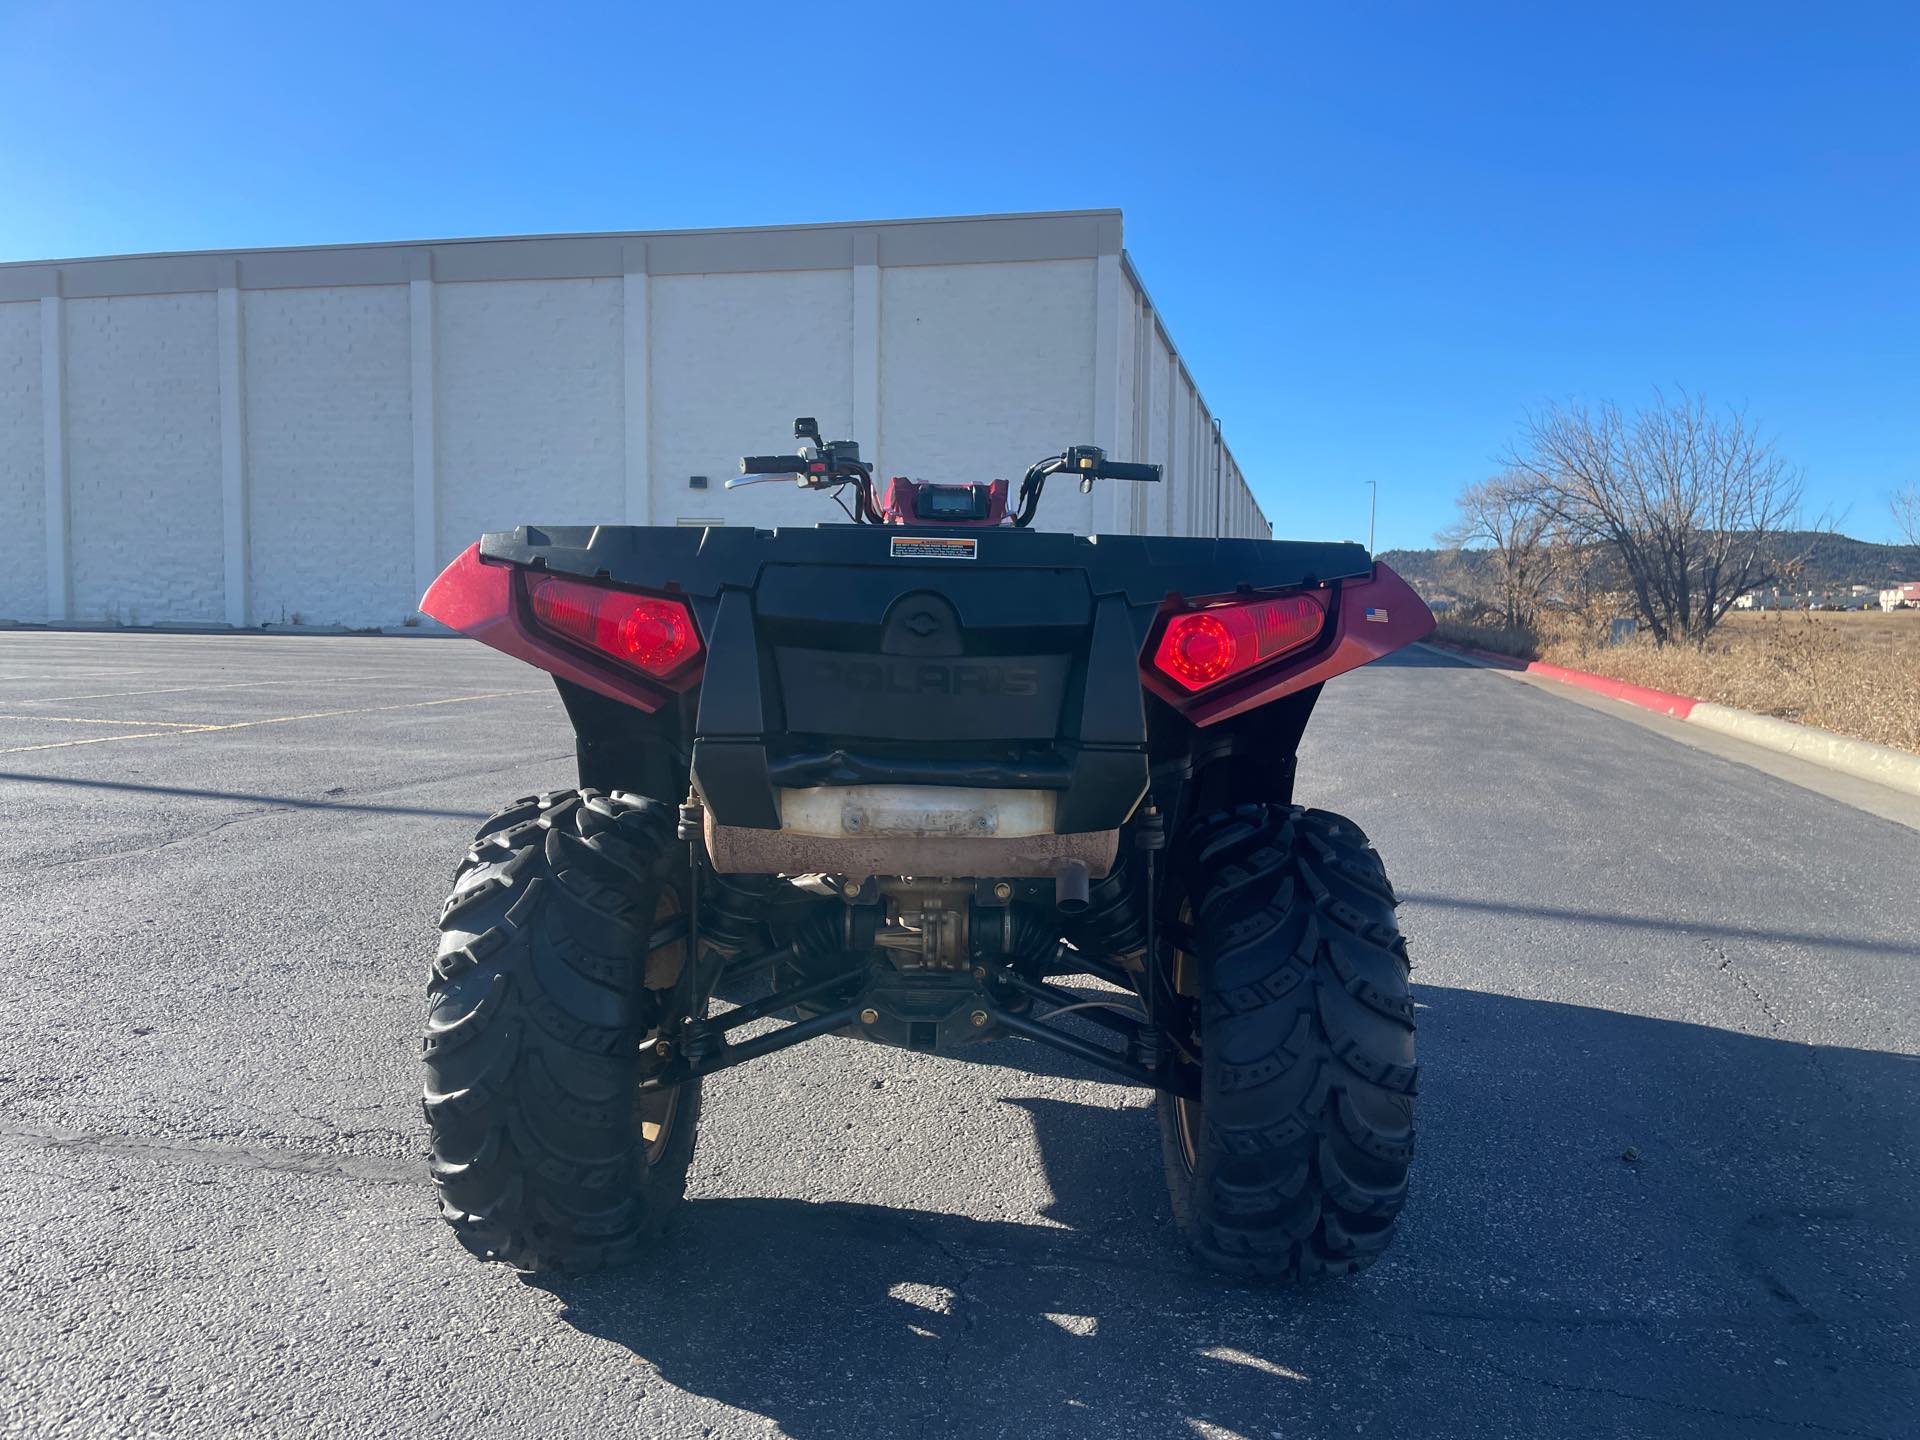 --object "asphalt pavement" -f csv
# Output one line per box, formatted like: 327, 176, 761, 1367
0, 631, 1914, 1439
